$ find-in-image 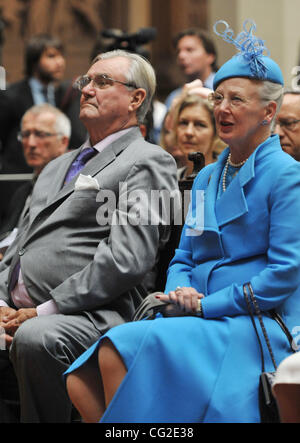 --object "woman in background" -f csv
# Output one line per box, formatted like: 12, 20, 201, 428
174, 94, 223, 179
